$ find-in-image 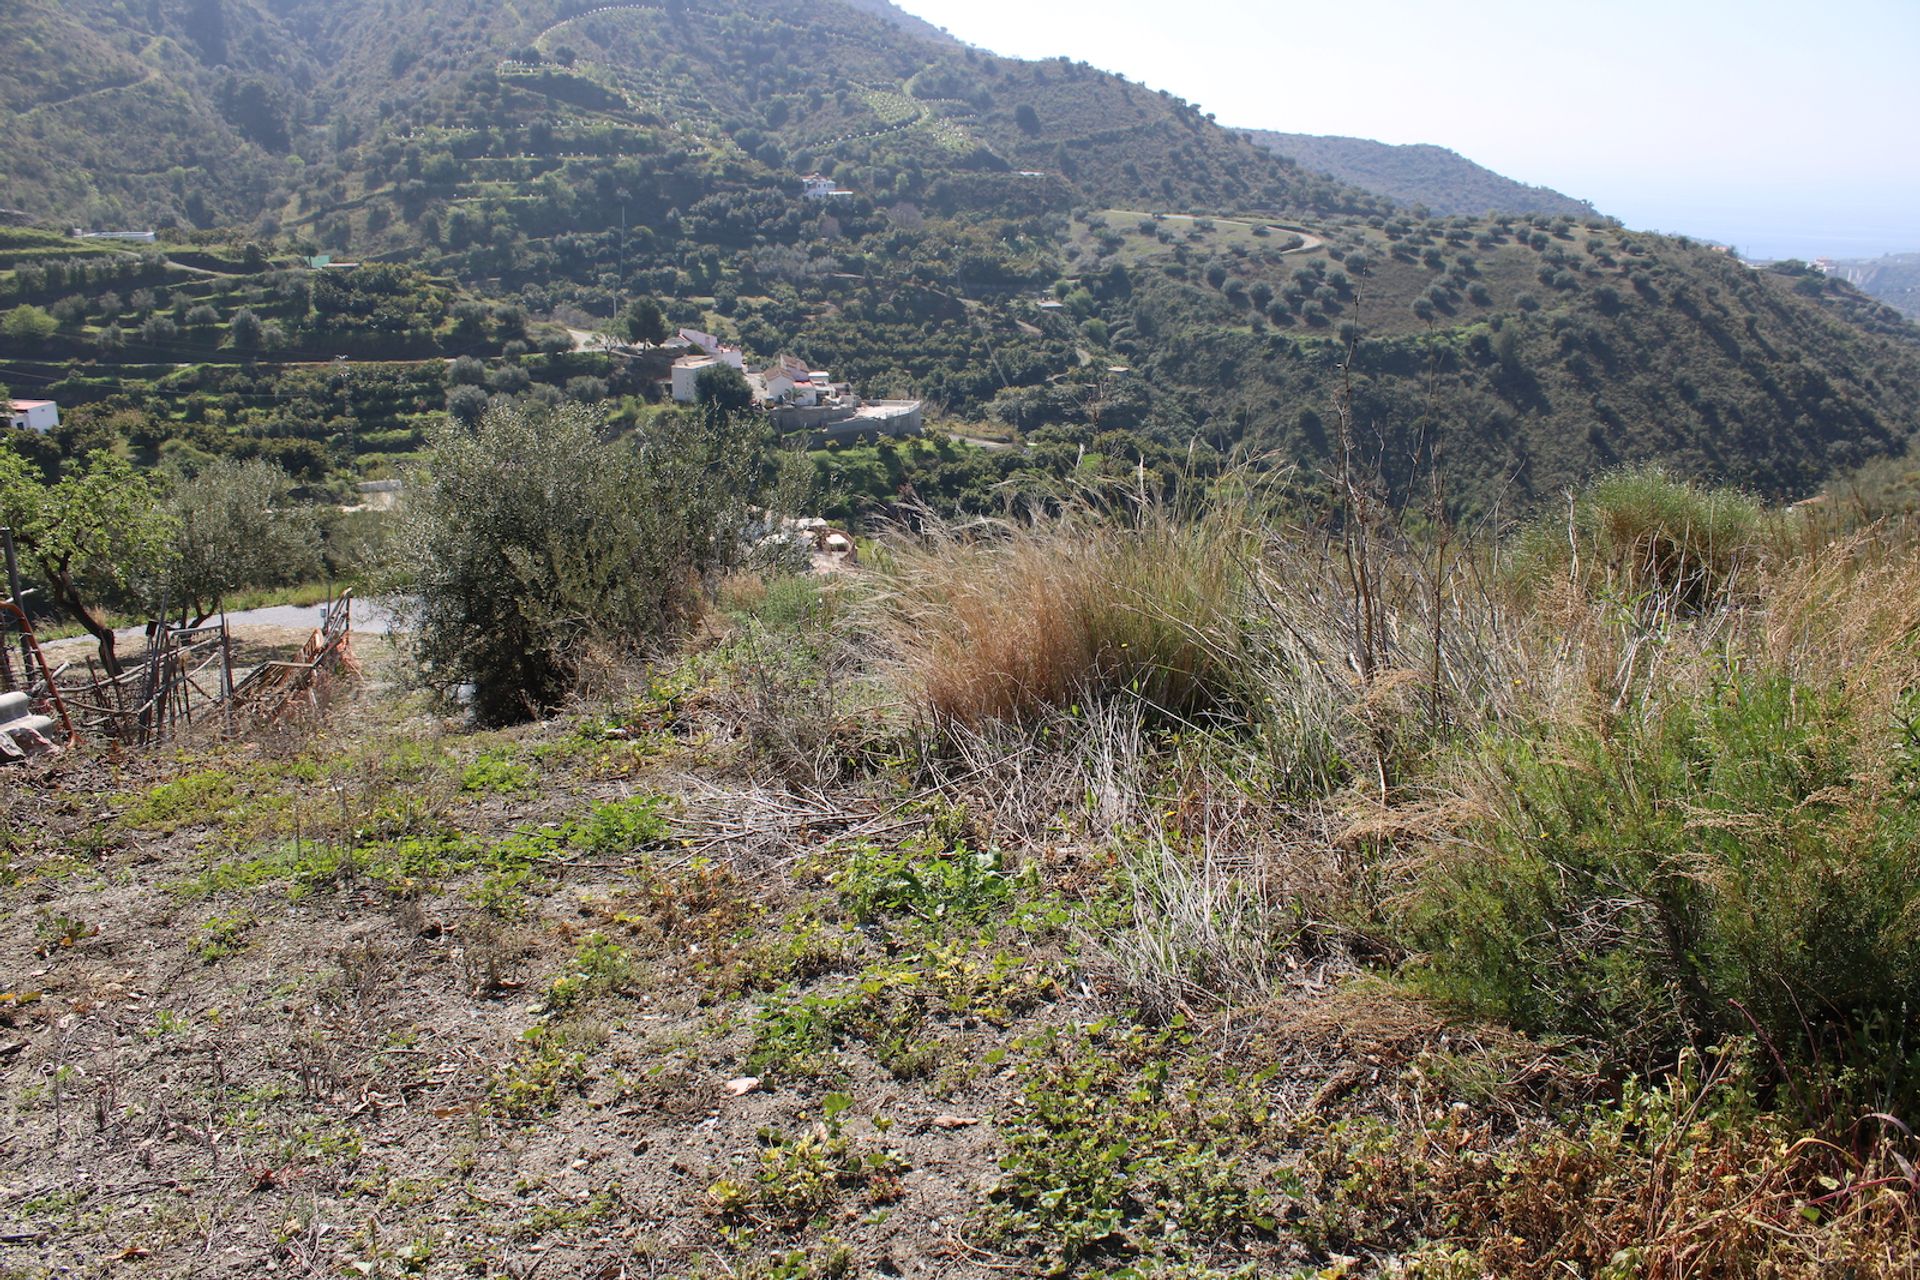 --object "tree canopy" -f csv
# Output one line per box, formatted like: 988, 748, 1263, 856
0, 449, 176, 675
